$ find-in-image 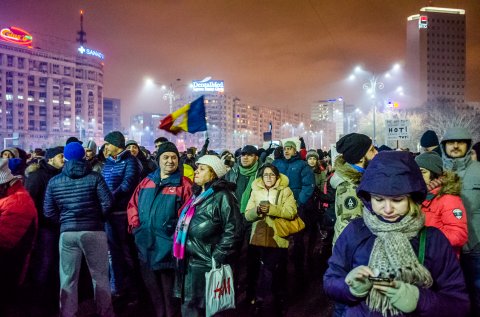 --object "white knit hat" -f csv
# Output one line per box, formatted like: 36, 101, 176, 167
0, 158, 16, 184
196, 155, 228, 178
